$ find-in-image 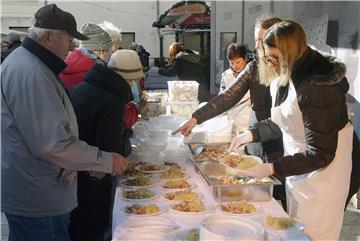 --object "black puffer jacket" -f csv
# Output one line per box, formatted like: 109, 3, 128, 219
159, 49, 209, 102
253, 47, 357, 178
192, 59, 283, 161
70, 63, 132, 156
